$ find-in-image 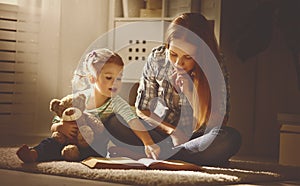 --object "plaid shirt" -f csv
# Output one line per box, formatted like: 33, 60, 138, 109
135, 45, 194, 135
